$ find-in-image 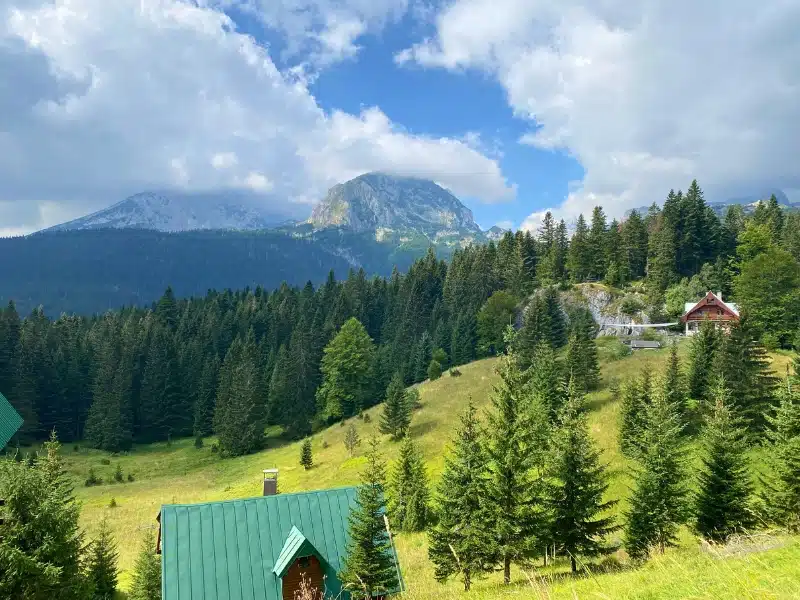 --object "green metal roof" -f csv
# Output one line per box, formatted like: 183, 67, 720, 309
272, 525, 321, 577
161, 486, 400, 600
0, 391, 23, 452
